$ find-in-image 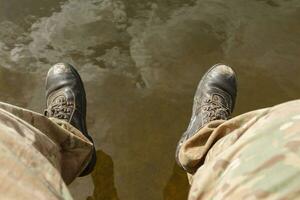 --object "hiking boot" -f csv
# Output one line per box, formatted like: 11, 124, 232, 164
175, 64, 237, 172
44, 63, 96, 176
